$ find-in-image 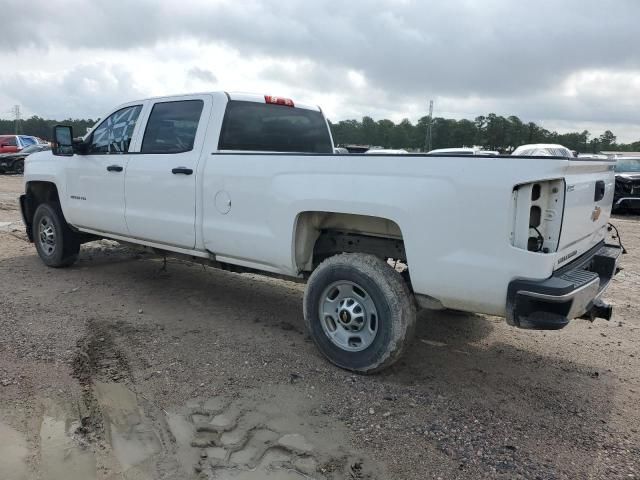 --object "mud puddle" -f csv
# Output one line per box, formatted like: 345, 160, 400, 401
0, 421, 29, 480
16, 382, 163, 480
